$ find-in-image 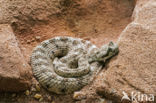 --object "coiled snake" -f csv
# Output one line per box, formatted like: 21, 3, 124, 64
31, 36, 118, 94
